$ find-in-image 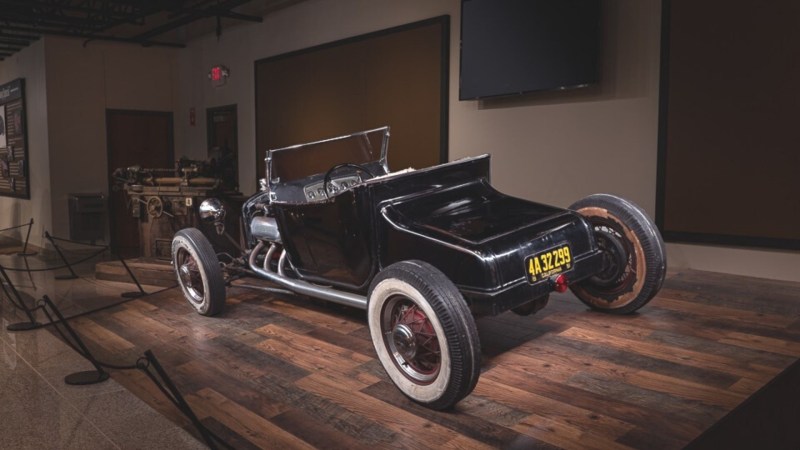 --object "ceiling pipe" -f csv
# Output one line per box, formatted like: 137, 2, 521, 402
133, 0, 254, 40
0, 24, 185, 48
